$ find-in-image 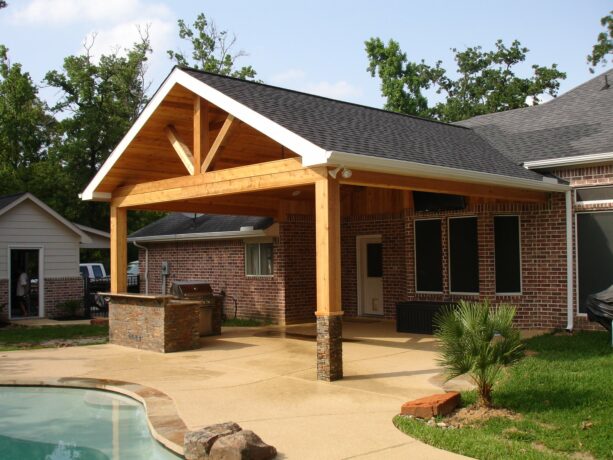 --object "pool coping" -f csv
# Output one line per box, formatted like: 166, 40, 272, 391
0, 377, 187, 457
